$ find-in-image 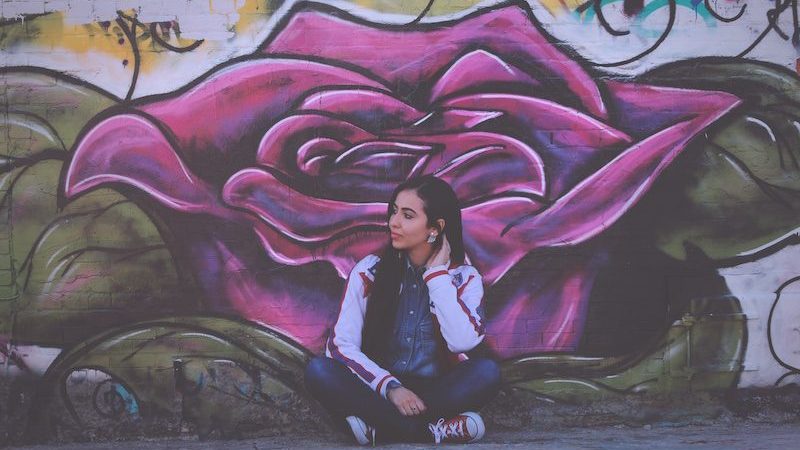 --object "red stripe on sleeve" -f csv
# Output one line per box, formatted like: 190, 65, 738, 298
375, 374, 392, 394
424, 270, 449, 283
456, 275, 484, 335
359, 272, 373, 297
328, 273, 376, 382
